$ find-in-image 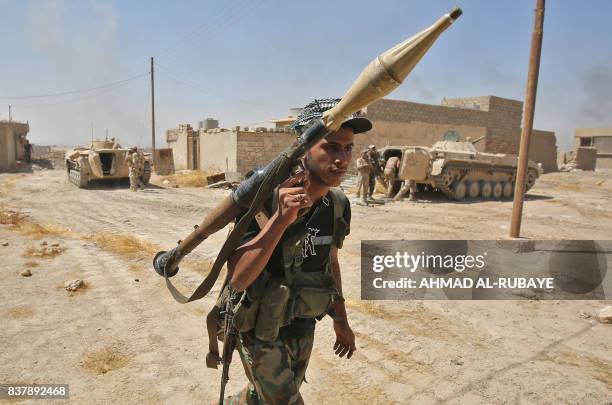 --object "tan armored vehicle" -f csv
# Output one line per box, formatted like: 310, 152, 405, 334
380, 137, 542, 201
65, 139, 151, 188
